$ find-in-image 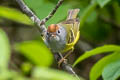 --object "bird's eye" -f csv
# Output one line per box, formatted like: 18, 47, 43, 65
58, 30, 60, 33
47, 32, 49, 35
